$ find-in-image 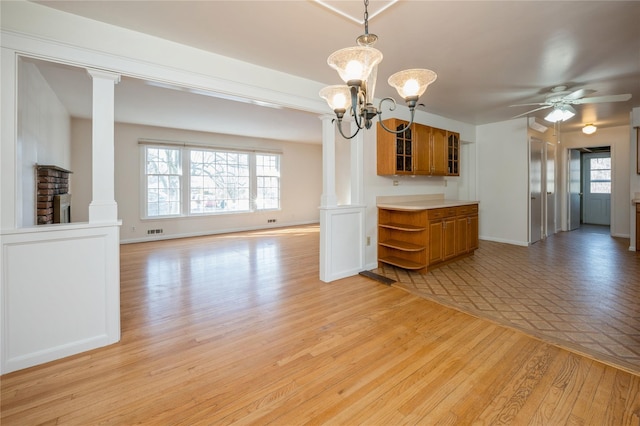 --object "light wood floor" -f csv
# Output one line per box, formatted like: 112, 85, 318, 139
2, 225, 639, 425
